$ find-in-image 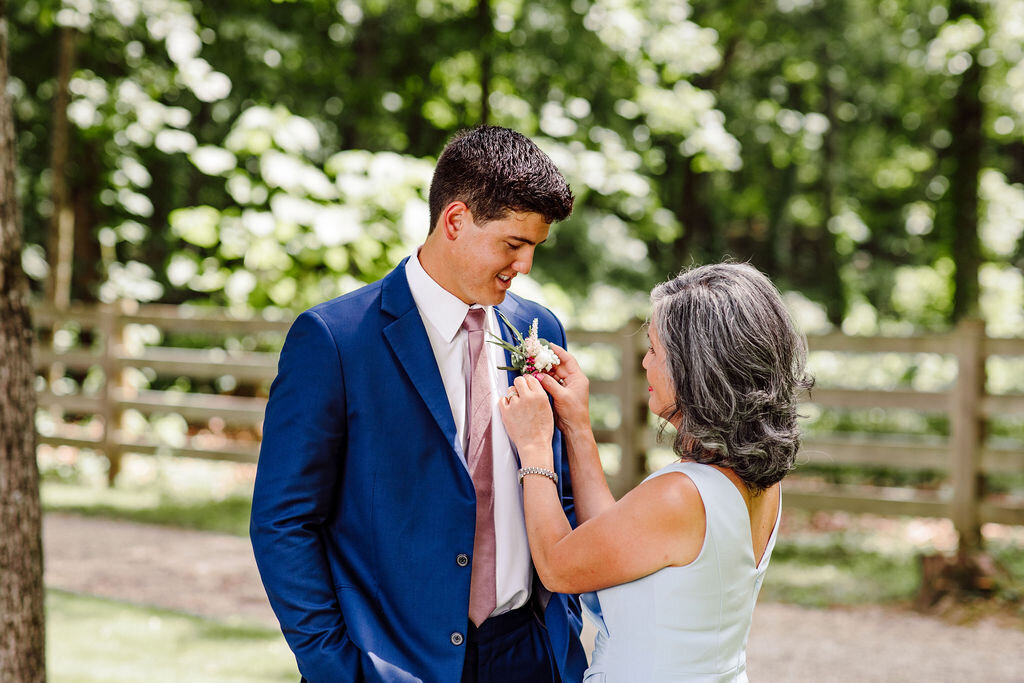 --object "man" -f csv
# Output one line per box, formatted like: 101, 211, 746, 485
251, 126, 588, 683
